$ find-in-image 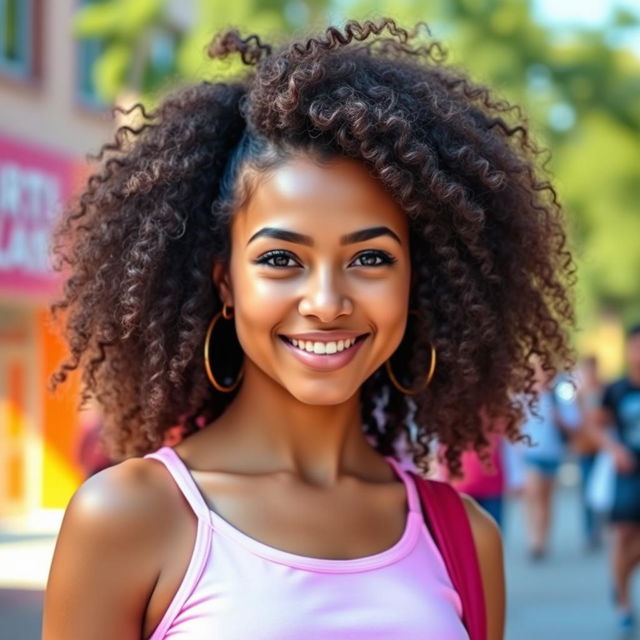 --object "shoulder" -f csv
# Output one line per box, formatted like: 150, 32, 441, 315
460, 493, 506, 640
43, 456, 190, 638
420, 481, 504, 590
605, 378, 628, 395
602, 378, 628, 406
459, 493, 502, 560
65, 455, 185, 536
54, 454, 193, 580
